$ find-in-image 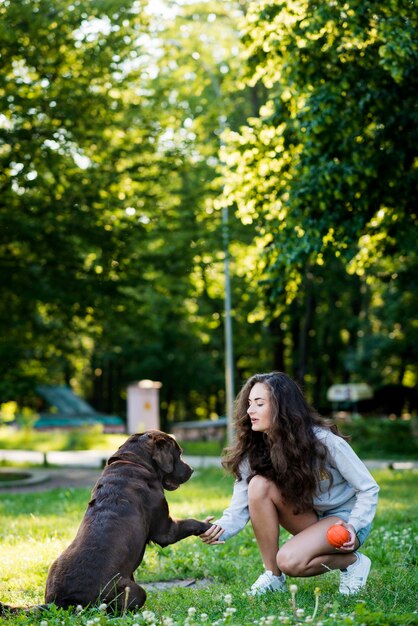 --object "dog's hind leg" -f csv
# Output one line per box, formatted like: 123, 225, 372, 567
104, 577, 146, 612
